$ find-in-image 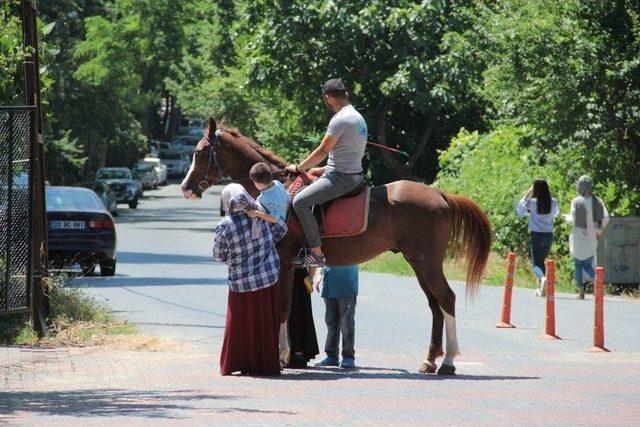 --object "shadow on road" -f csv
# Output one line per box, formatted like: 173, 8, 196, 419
137, 226, 215, 233
116, 251, 216, 265
115, 207, 218, 224
0, 389, 294, 419
75, 276, 227, 288
268, 367, 541, 382
134, 321, 225, 329
120, 287, 226, 317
